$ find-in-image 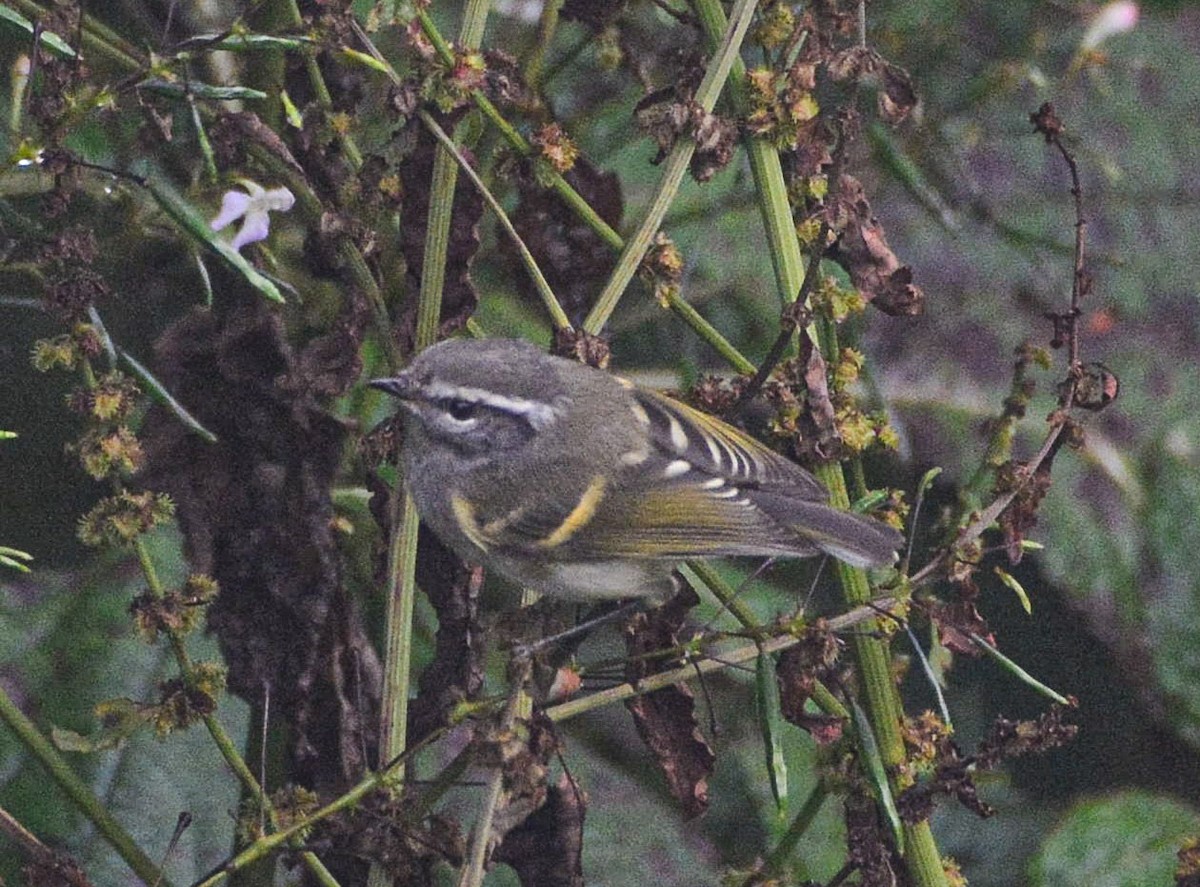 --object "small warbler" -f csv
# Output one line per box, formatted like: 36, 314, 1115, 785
371, 338, 902, 600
